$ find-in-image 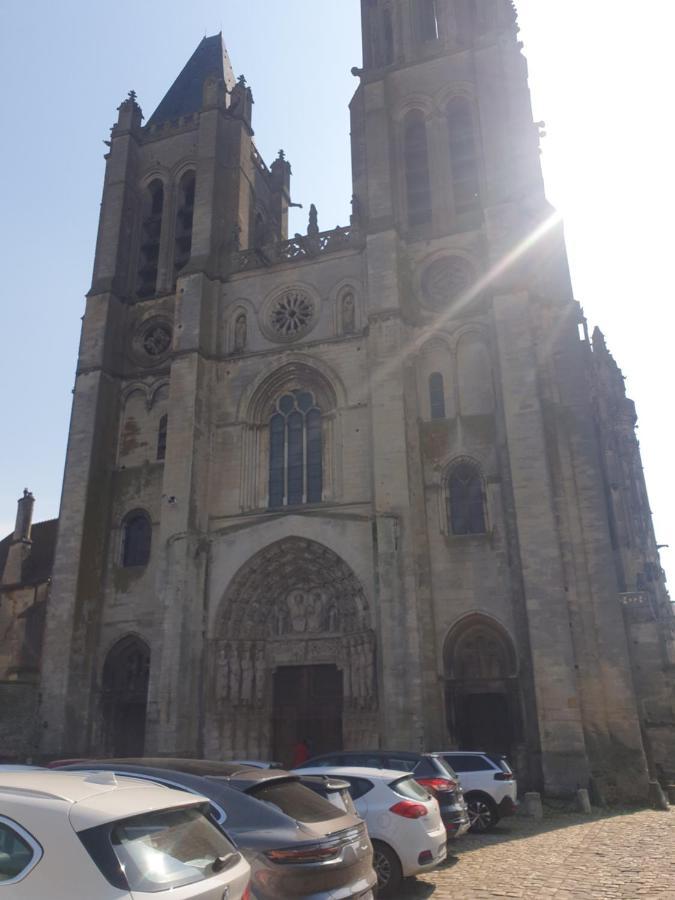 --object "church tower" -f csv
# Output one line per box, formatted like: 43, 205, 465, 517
347, 0, 660, 800
37, 6, 673, 802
